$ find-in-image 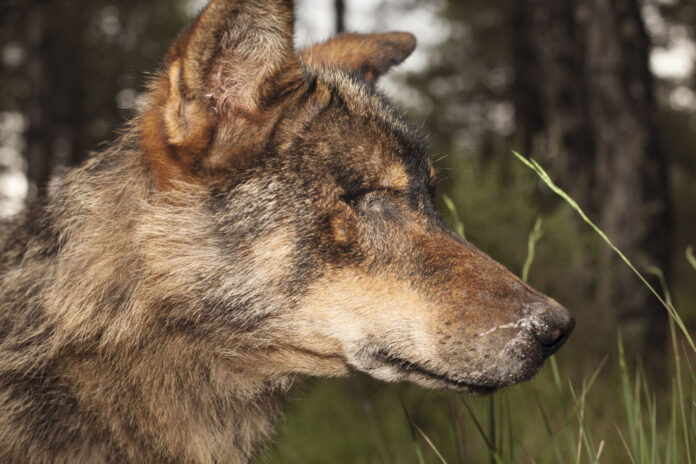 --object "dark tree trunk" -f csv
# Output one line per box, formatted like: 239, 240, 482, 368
25, 3, 53, 197
512, 0, 672, 358
583, 0, 671, 356
335, 0, 345, 34
21, 2, 96, 195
